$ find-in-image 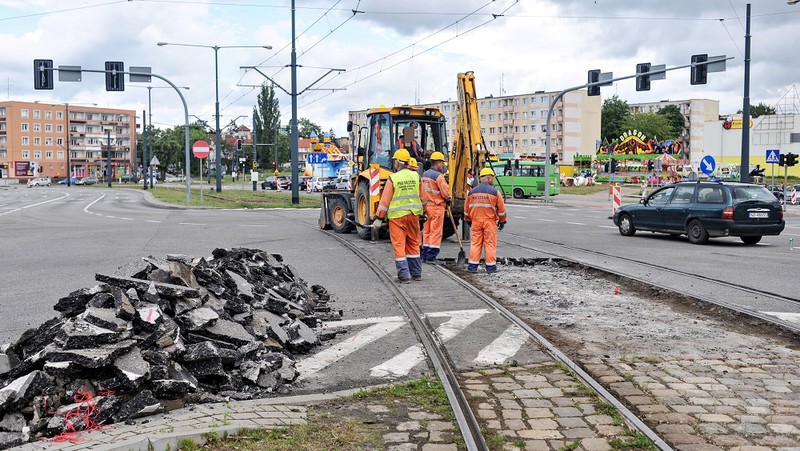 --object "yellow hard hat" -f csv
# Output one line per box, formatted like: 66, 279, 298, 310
394, 148, 411, 163
409, 158, 418, 169
480, 167, 495, 178
430, 151, 445, 162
